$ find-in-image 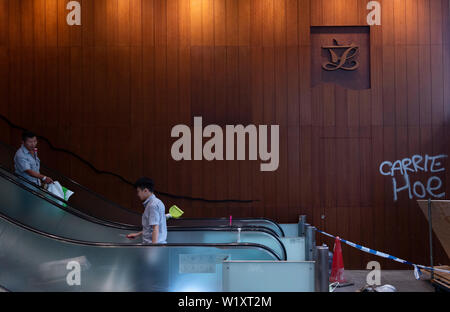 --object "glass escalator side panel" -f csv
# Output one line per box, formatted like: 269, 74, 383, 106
0, 215, 278, 292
